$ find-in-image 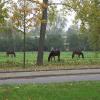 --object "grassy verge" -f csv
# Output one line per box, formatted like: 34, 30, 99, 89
0, 81, 100, 100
